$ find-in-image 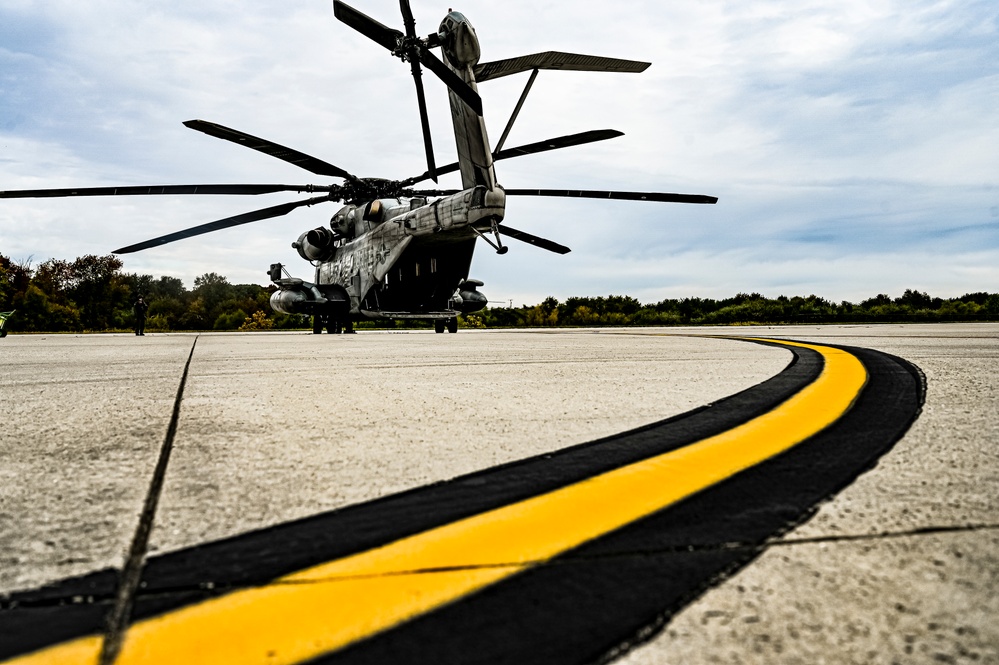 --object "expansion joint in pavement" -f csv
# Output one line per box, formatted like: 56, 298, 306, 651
98, 336, 199, 665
